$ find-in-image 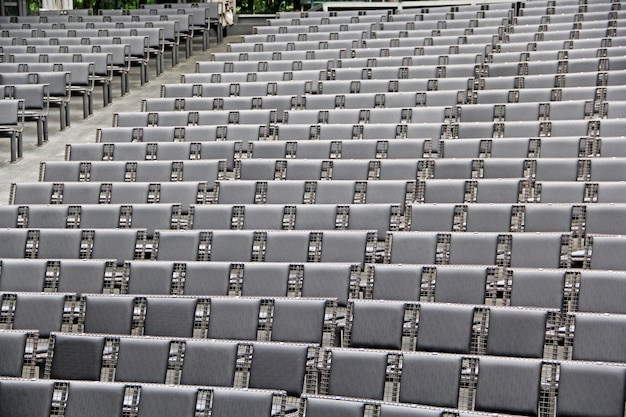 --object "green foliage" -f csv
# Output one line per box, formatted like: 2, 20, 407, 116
238, 0, 294, 14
